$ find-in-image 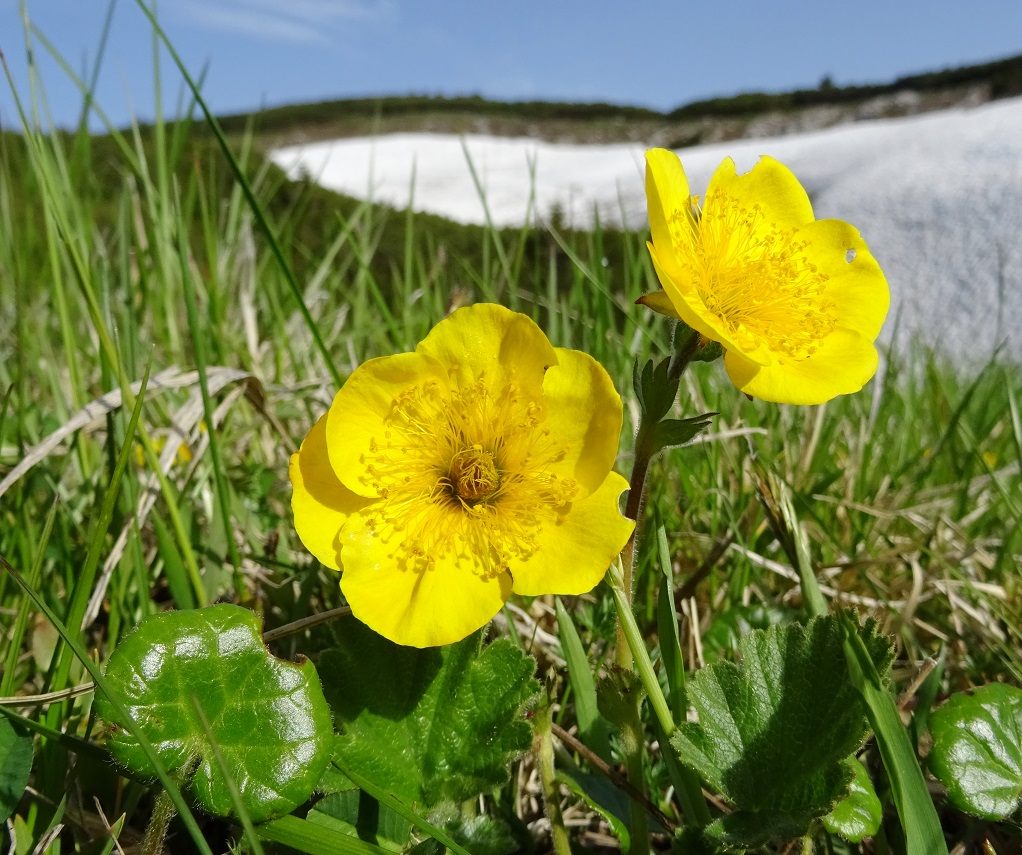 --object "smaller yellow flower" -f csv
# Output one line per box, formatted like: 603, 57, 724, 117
644, 149, 890, 405
132, 434, 193, 468
289, 304, 634, 648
